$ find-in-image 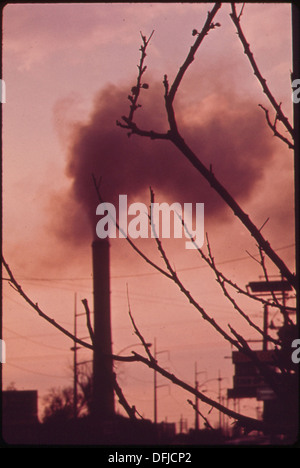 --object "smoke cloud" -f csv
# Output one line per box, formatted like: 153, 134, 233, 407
50, 80, 276, 245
